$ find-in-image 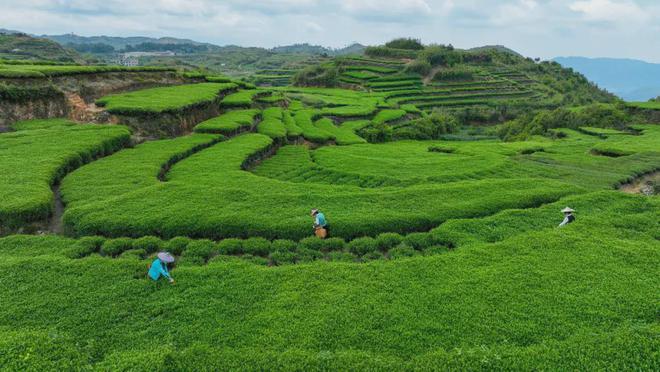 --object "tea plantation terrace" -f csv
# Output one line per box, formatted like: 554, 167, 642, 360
0, 54, 658, 370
